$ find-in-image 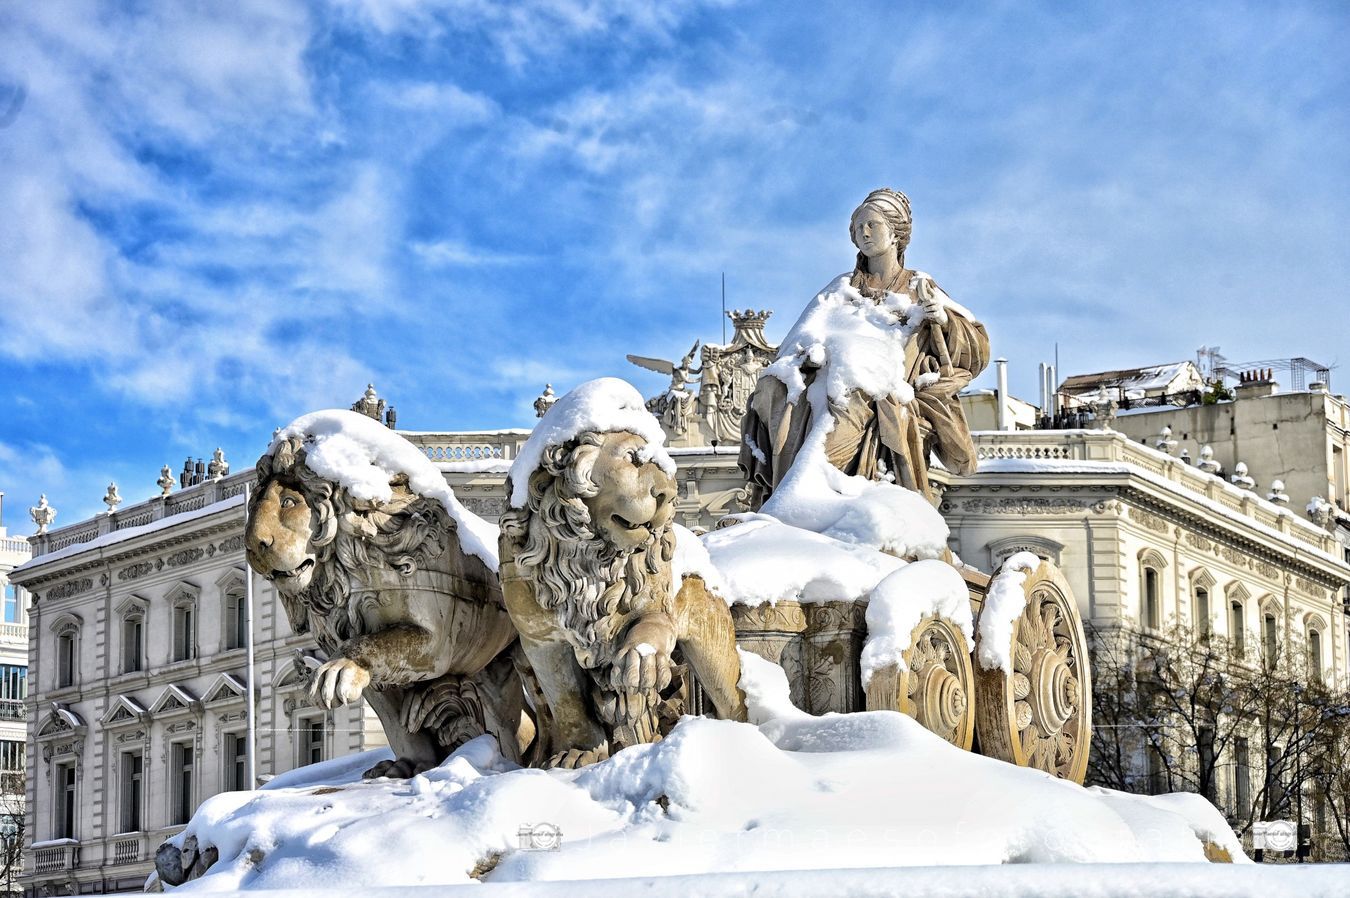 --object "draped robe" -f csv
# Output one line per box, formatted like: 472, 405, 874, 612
738, 271, 989, 509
